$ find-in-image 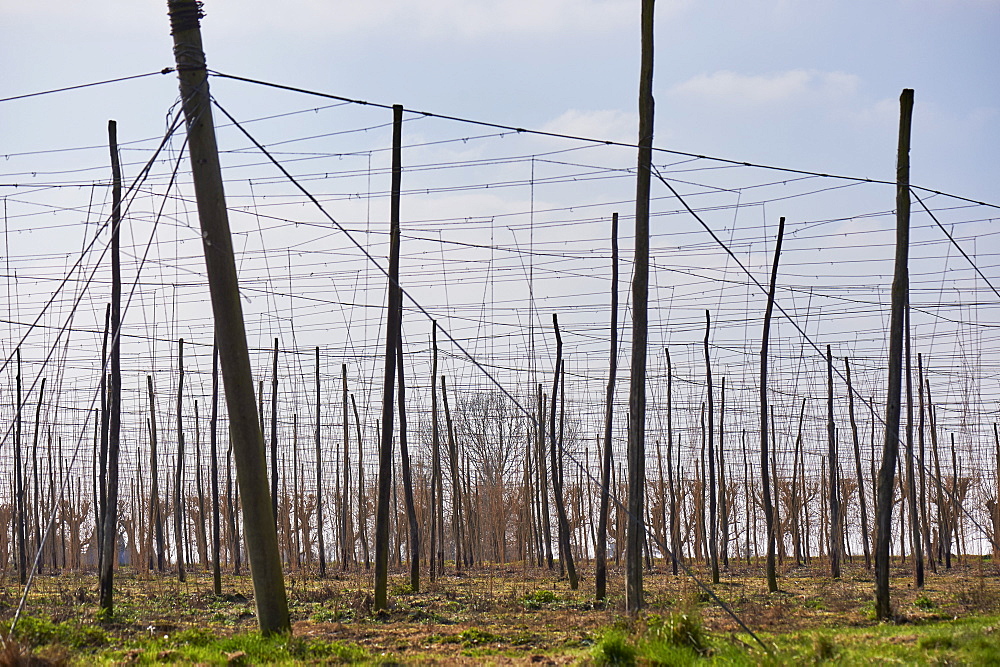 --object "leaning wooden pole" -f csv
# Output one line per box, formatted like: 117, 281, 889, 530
760, 216, 785, 594
166, 0, 289, 634
595, 212, 618, 601
549, 314, 578, 589
875, 88, 914, 621
626, 0, 655, 615
397, 336, 420, 592
99, 119, 123, 612
845, 357, 872, 570
374, 103, 404, 611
